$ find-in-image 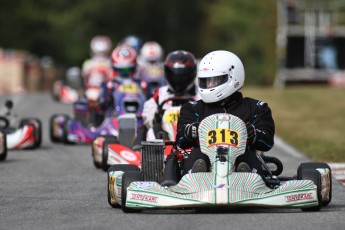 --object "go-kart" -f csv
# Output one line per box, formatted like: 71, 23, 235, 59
92, 96, 191, 172
92, 113, 142, 171
107, 113, 332, 213
52, 80, 79, 104
52, 67, 82, 104
0, 100, 42, 155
